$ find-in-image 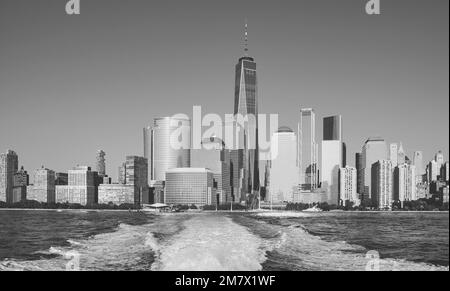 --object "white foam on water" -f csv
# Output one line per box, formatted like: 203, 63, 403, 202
255, 211, 318, 218
151, 214, 269, 271
259, 219, 449, 271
